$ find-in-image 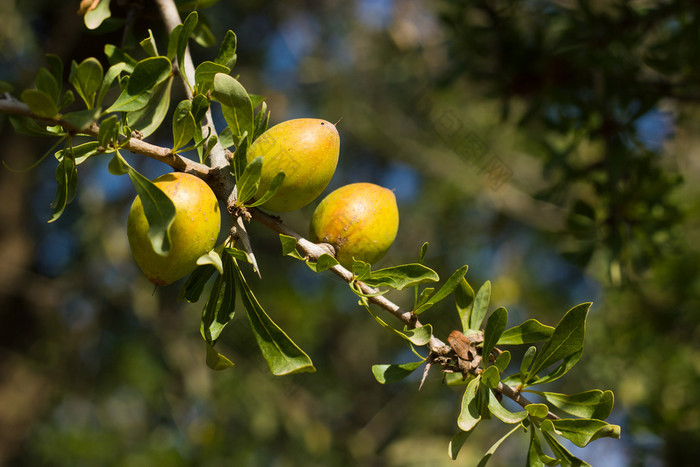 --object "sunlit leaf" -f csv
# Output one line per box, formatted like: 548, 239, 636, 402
362, 263, 439, 290
542, 431, 591, 467
195, 61, 230, 94
211, 73, 254, 145
200, 251, 235, 343
245, 171, 285, 208
84, 0, 111, 30
448, 429, 473, 460
21, 89, 58, 118
69, 58, 104, 109
486, 389, 527, 423
543, 419, 621, 448
469, 280, 491, 331
458, 377, 482, 432
372, 360, 424, 384
126, 76, 173, 138
215, 30, 237, 69
107, 56, 172, 112
415, 264, 468, 314
476, 424, 522, 467
205, 342, 235, 370
236, 156, 263, 205
498, 319, 555, 345
532, 390, 614, 420
234, 261, 315, 375
196, 249, 224, 275
483, 306, 507, 359
180, 264, 216, 303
